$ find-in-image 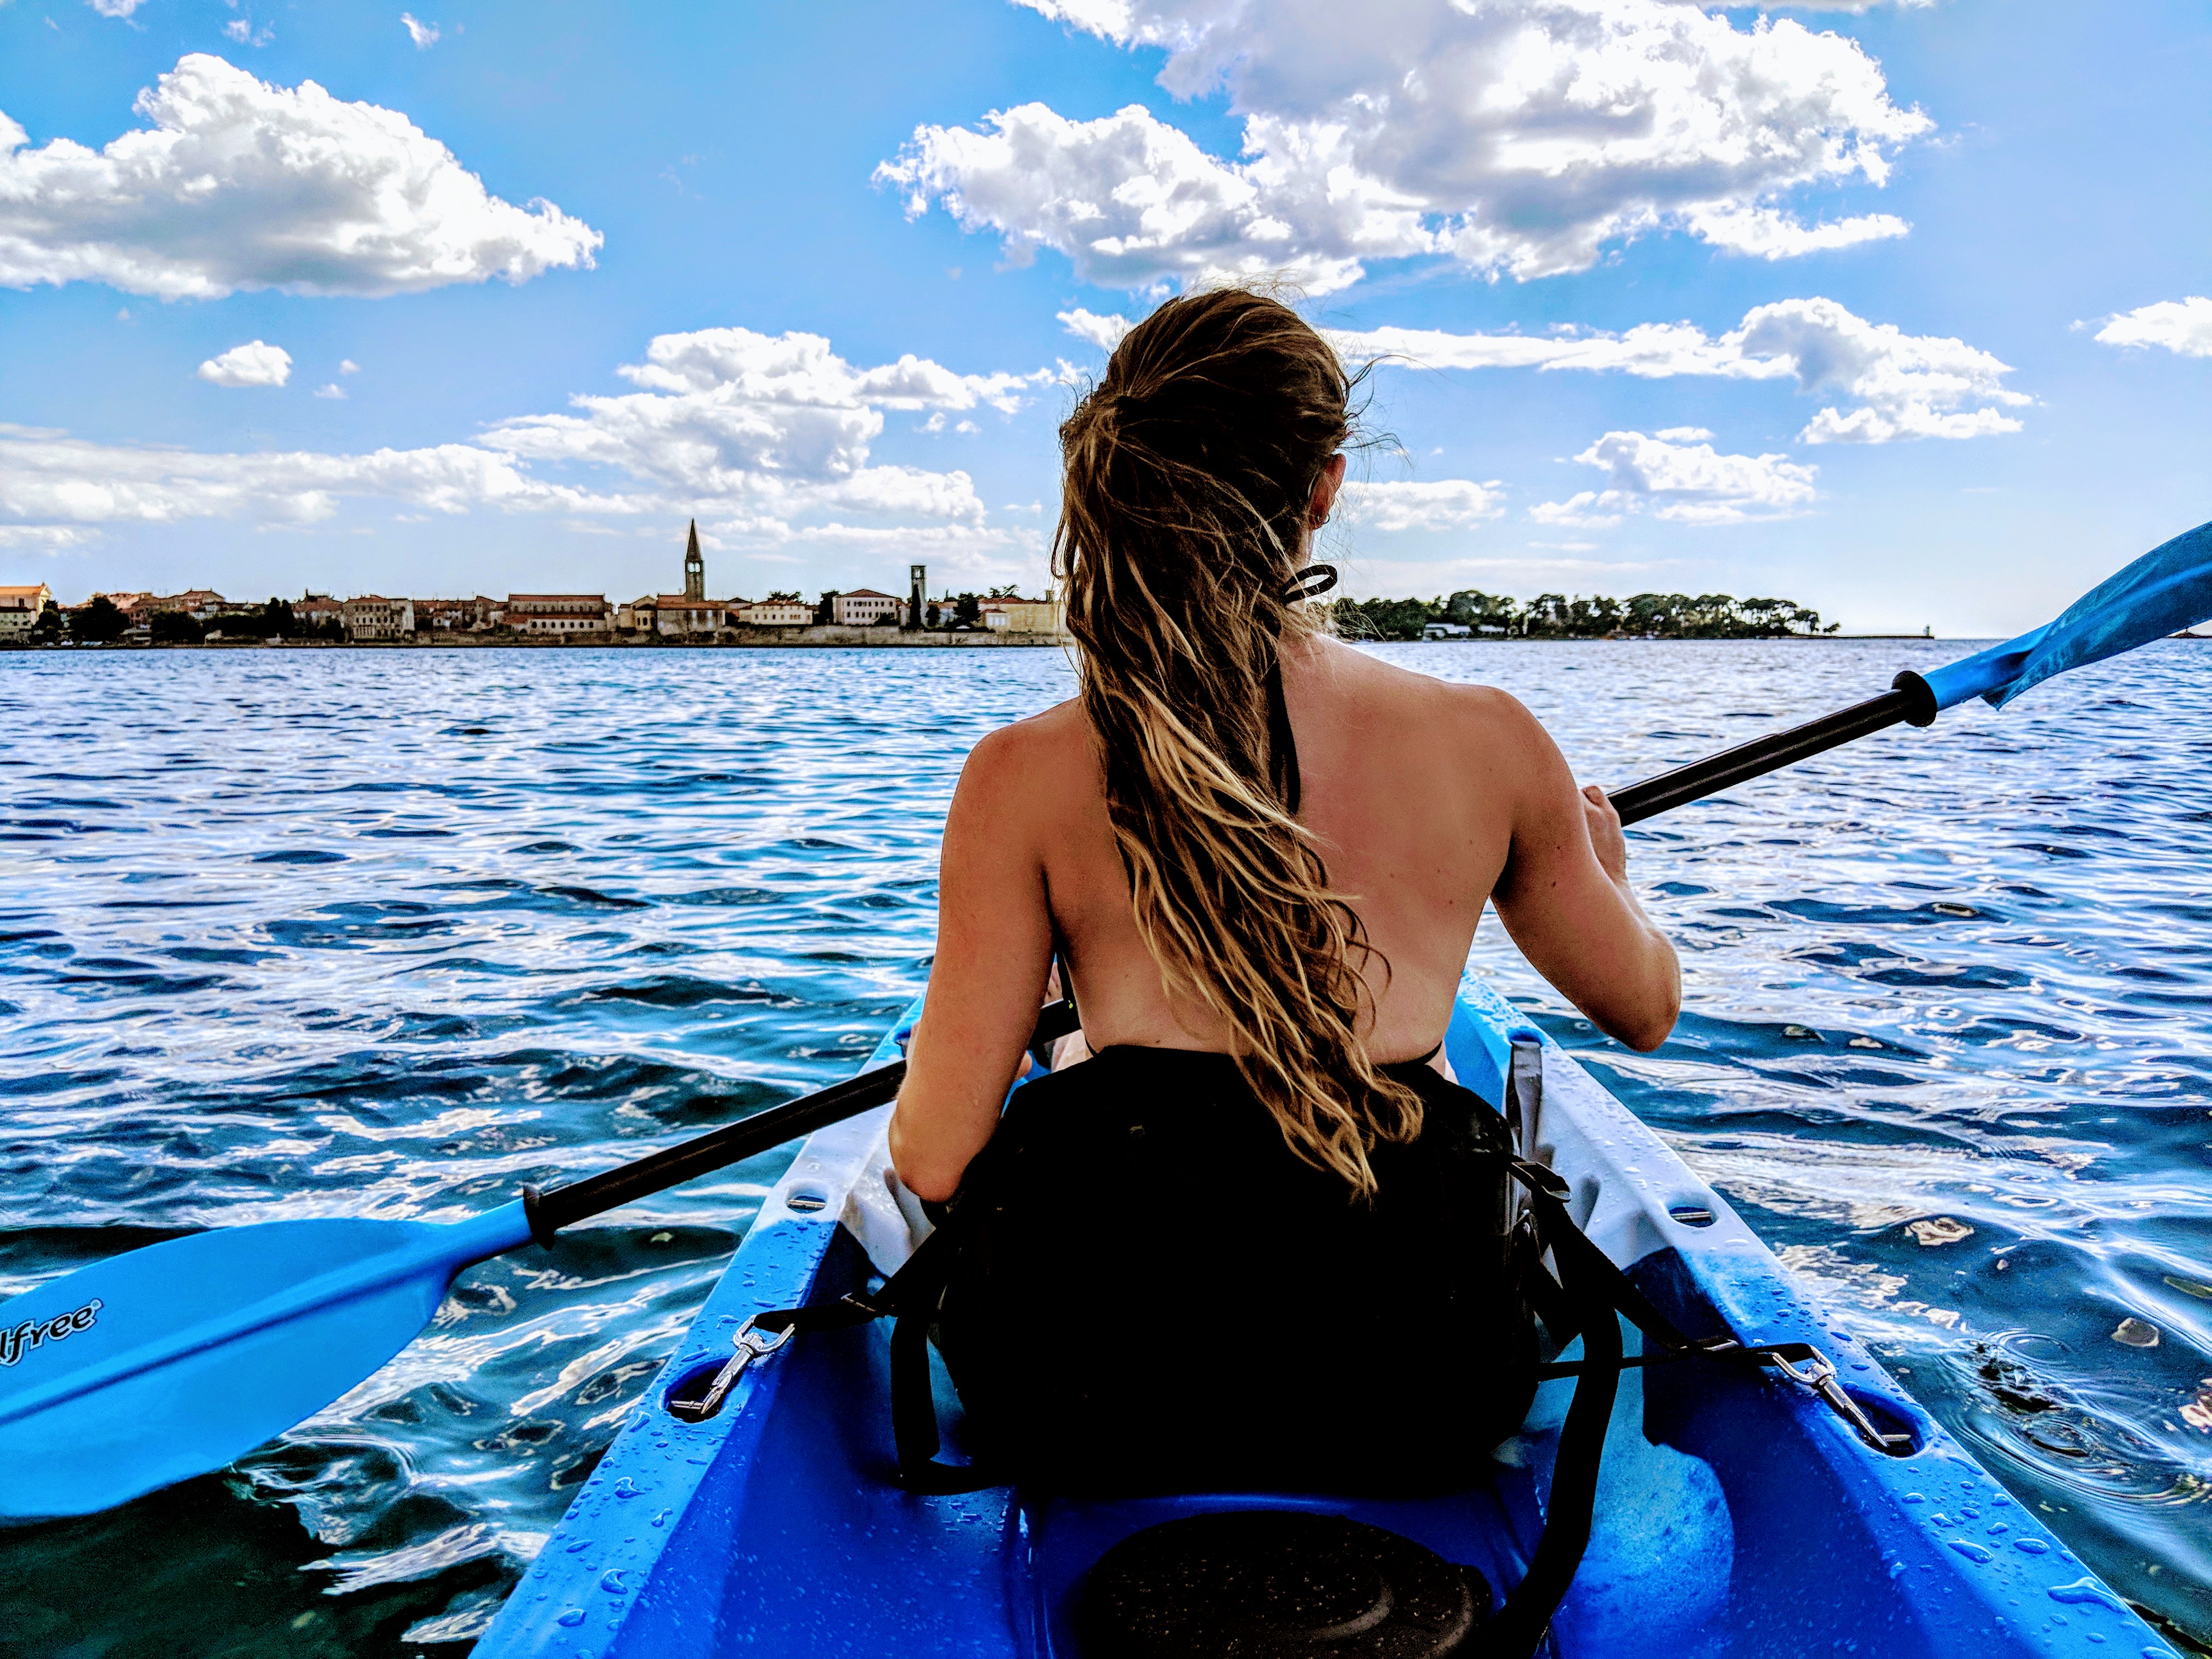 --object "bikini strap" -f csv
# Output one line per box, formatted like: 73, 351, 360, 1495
1261, 563, 1334, 817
